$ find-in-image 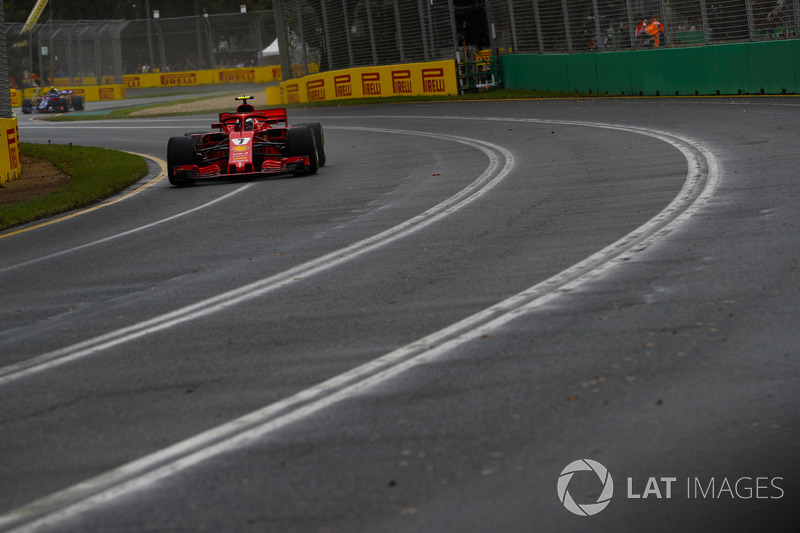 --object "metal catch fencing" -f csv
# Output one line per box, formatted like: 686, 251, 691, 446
5, 11, 277, 88
272, 0, 459, 79
275, 0, 799, 80
4, 1, 799, 89
7, 20, 127, 87
488, 0, 800, 54
1, 1, 12, 118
